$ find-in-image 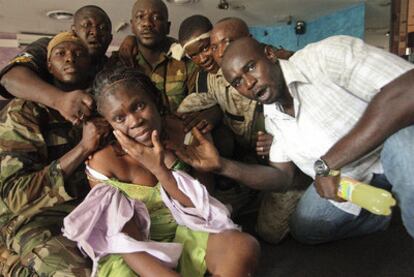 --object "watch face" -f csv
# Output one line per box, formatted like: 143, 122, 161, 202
314, 159, 328, 176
